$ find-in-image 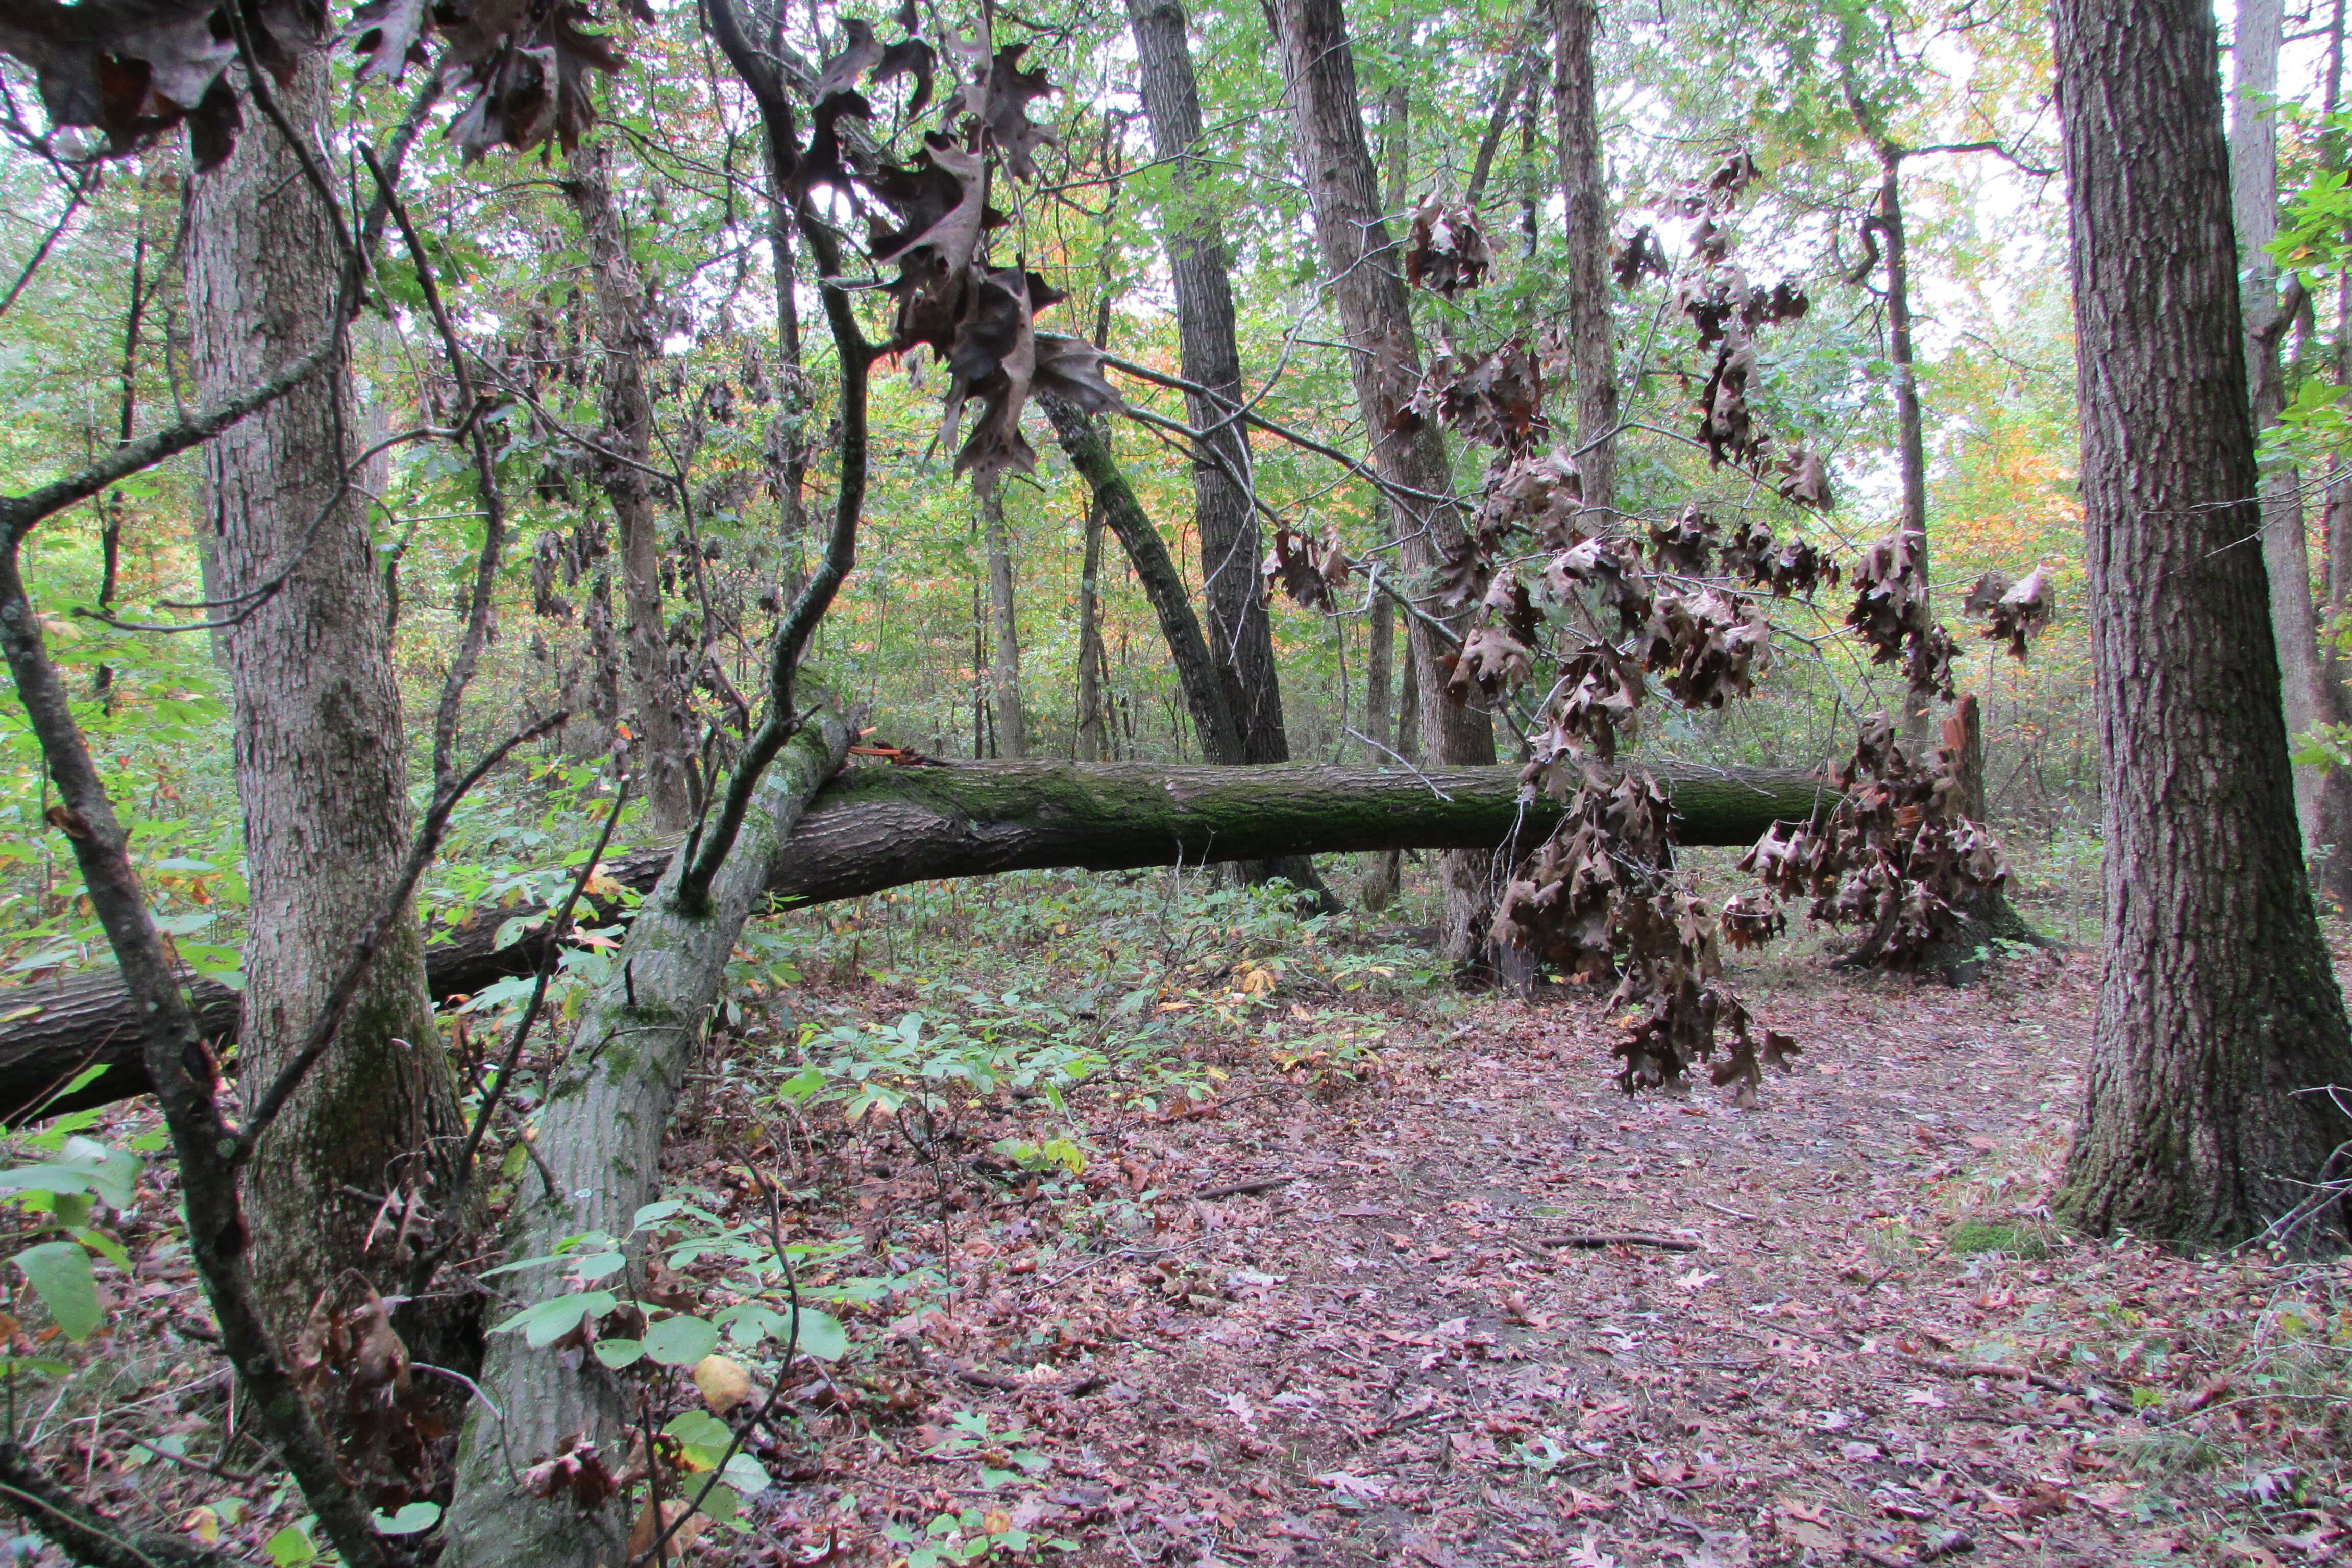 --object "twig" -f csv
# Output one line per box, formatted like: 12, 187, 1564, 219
1702, 1199, 1759, 1221
0, 1442, 227, 1567
1535, 1232, 1700, 1251
632, 1171, 804, 1566
1192, 1172, 1300, 1200
1899, 1352, 2093, 1401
